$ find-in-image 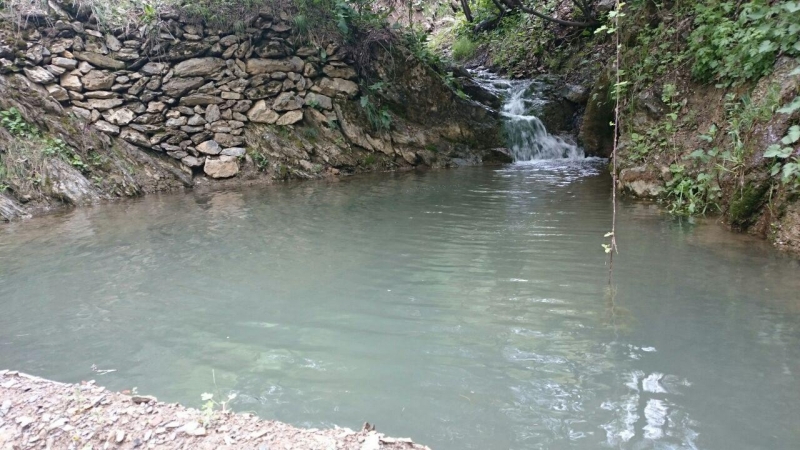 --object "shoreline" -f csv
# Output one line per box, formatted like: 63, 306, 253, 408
0, 370, 428, 449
